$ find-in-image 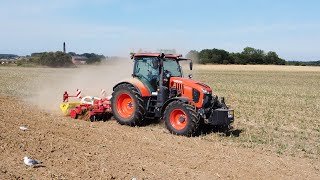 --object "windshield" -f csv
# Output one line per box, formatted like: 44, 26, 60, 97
163, 59, 182, 77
